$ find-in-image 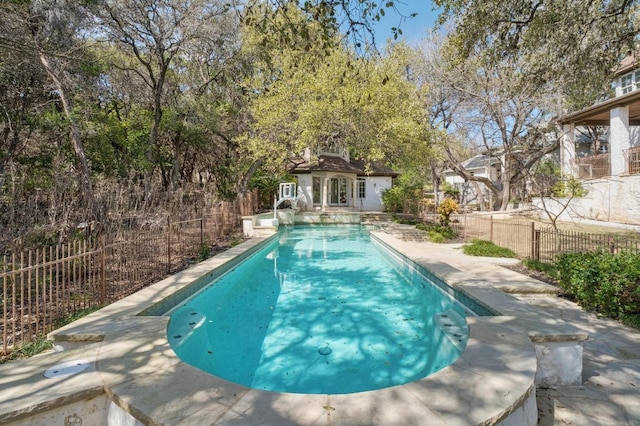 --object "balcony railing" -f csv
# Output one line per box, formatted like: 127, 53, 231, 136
624, 146, 640, 175
575, 153, 610, 178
